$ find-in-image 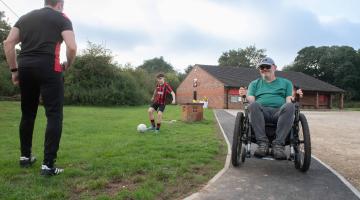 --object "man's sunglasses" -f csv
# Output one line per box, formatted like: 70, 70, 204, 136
258, 65, 272, 70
